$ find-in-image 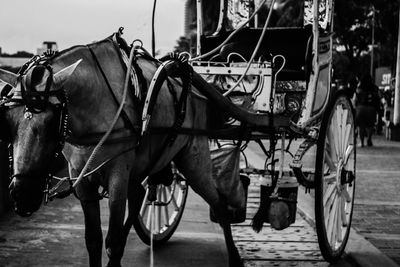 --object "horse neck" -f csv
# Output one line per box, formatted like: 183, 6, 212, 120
51, 40, 135, 138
